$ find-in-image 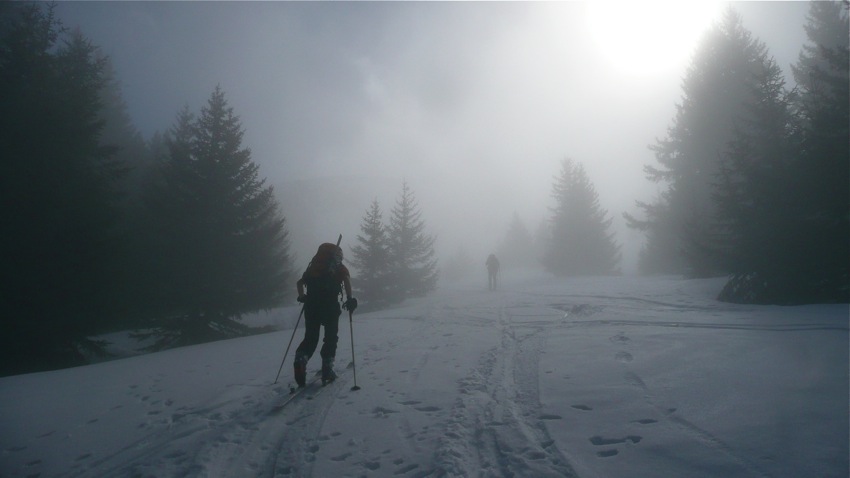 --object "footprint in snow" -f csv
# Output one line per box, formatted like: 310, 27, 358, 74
615, 351, 634, 363
589, 435, 643, 458
372, 406, 399, 418
571, 404, 593, 411
589, 435, 642, 446
610, 332, 630, 343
